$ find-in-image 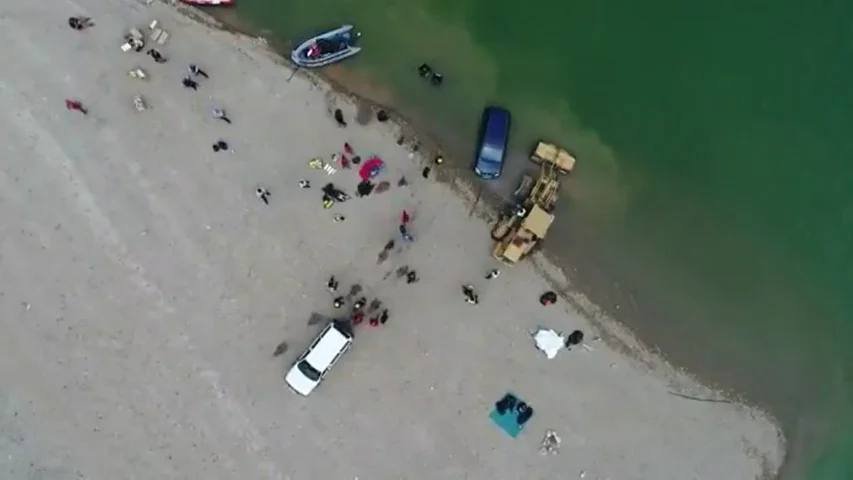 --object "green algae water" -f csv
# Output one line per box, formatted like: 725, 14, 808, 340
228, 0, 853, 477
